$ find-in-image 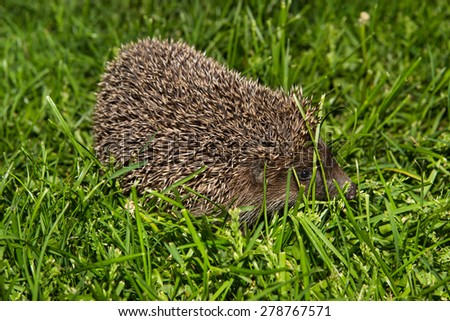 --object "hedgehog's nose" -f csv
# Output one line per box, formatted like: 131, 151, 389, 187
345, 181, 357, 200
